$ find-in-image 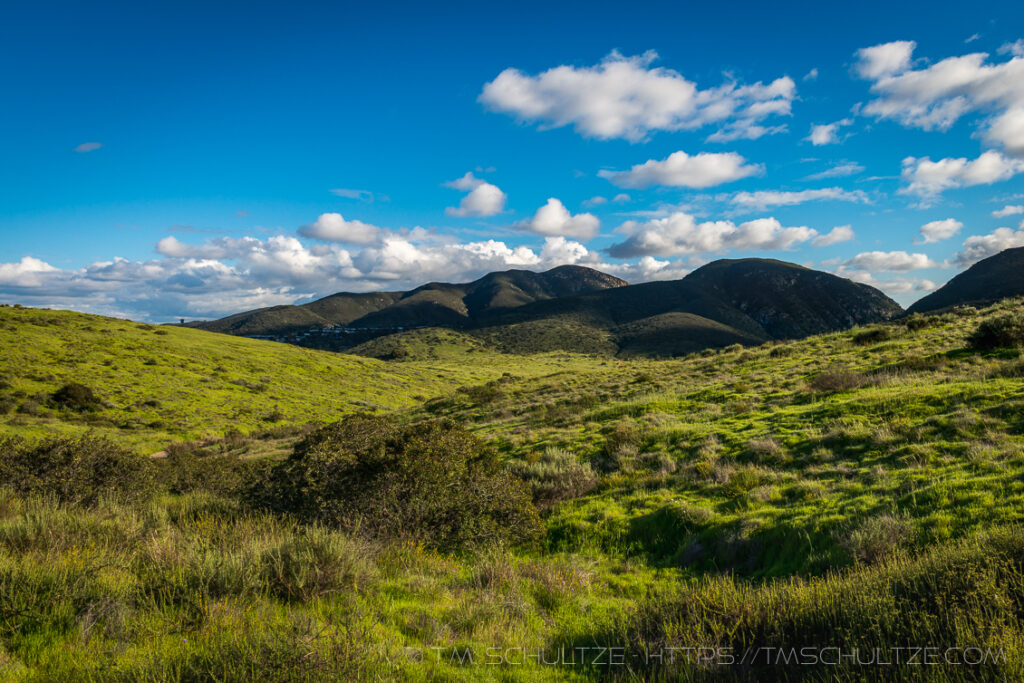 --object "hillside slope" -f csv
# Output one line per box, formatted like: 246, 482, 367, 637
0, 305, 604, 450
908, 246, 1024, 313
